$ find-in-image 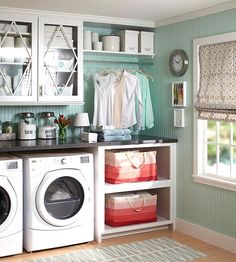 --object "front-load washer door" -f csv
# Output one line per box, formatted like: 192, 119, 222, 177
0, 177, 17, 233
36, 168, 89, 227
